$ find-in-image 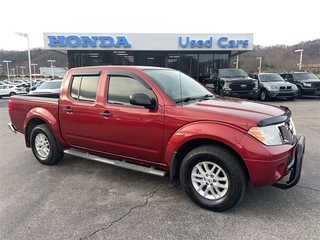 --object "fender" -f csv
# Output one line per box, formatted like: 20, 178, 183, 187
24, 107, 68, 148
164, 121, 247, 167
